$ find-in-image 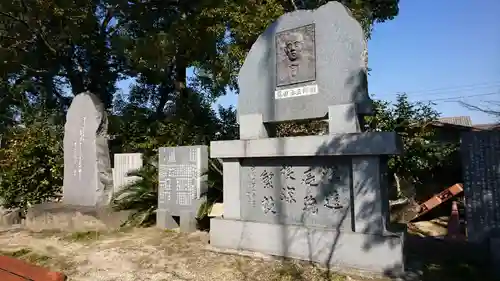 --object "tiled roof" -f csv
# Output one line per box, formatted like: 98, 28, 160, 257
472, 123, 500, 130
437, 116, 473, 127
